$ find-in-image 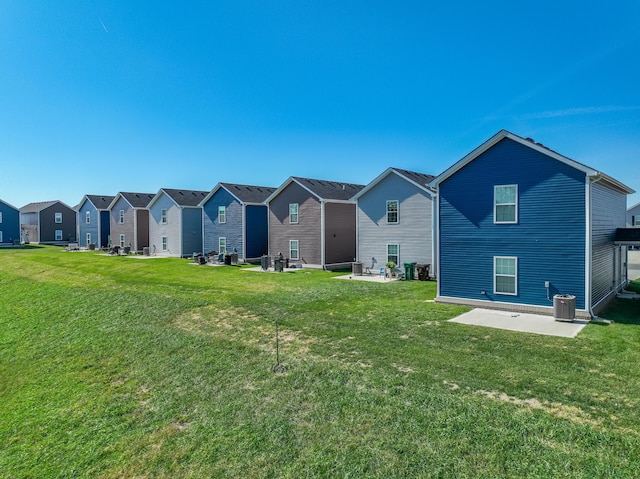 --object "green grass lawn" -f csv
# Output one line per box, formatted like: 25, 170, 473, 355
1, 246, 640, 478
